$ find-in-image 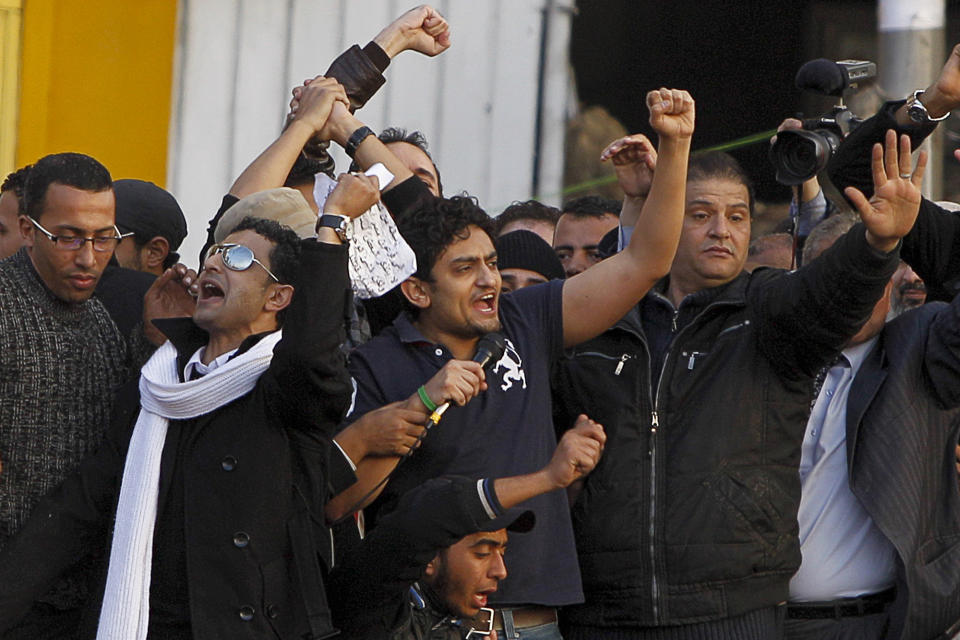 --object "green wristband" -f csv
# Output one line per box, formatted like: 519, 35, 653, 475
417, 385, 438, 412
